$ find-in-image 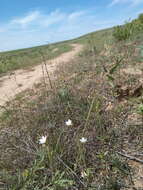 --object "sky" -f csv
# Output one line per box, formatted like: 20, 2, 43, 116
0, 0, 143, 51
